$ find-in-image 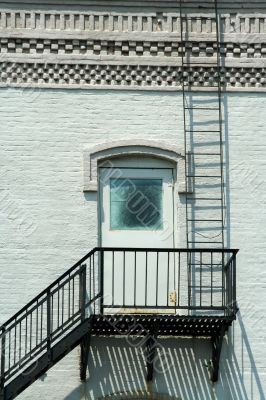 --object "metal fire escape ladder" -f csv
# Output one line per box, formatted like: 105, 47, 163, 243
179, 0, 225, 250
179, 0, 227, 381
